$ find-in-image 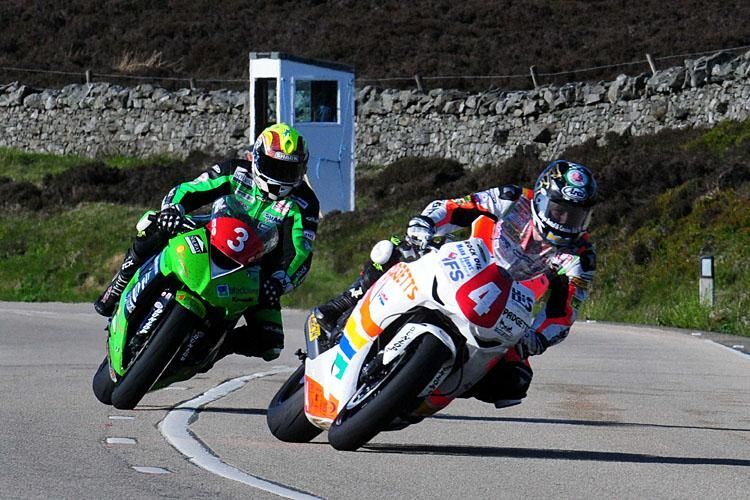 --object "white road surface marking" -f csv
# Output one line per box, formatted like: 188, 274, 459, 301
132, 466, 171, 474
106, 437, 137, 445
705, 339, 750, 358
159, 366, 322, 500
